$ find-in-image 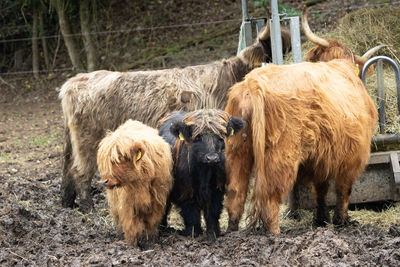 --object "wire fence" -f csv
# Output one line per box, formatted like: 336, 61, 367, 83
1, 1, 399, 76
3, 1, 400, 44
